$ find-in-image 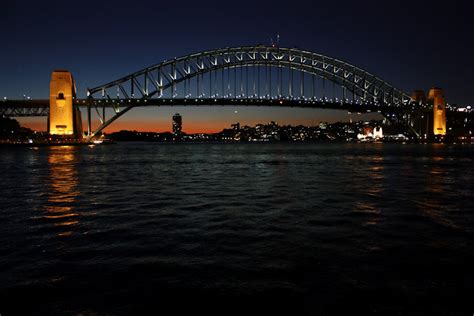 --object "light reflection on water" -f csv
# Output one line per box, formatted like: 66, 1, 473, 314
350, 151, 384, 227
358, 158, 383, 227
44, 146, 80, 236
420, 154, 460, 230
0, 143, 472, 314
